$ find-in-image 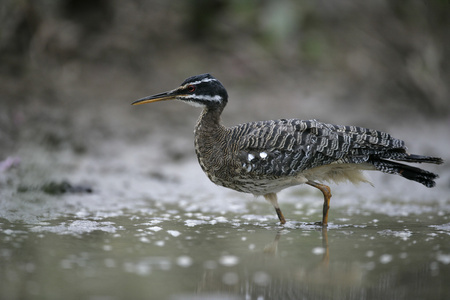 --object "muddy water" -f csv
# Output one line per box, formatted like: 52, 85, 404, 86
1, 213, 449, 300
1, 93, 450, 300
1, 132, 449, 300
